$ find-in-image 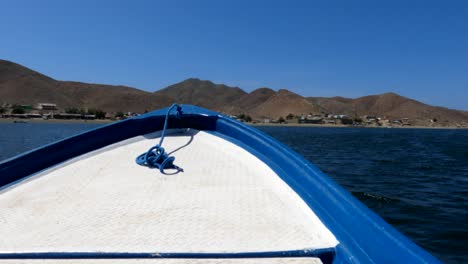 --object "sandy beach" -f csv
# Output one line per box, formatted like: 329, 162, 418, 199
251, 122, 468, 129
1, 117, 466, 129
0, 118, 113, 124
